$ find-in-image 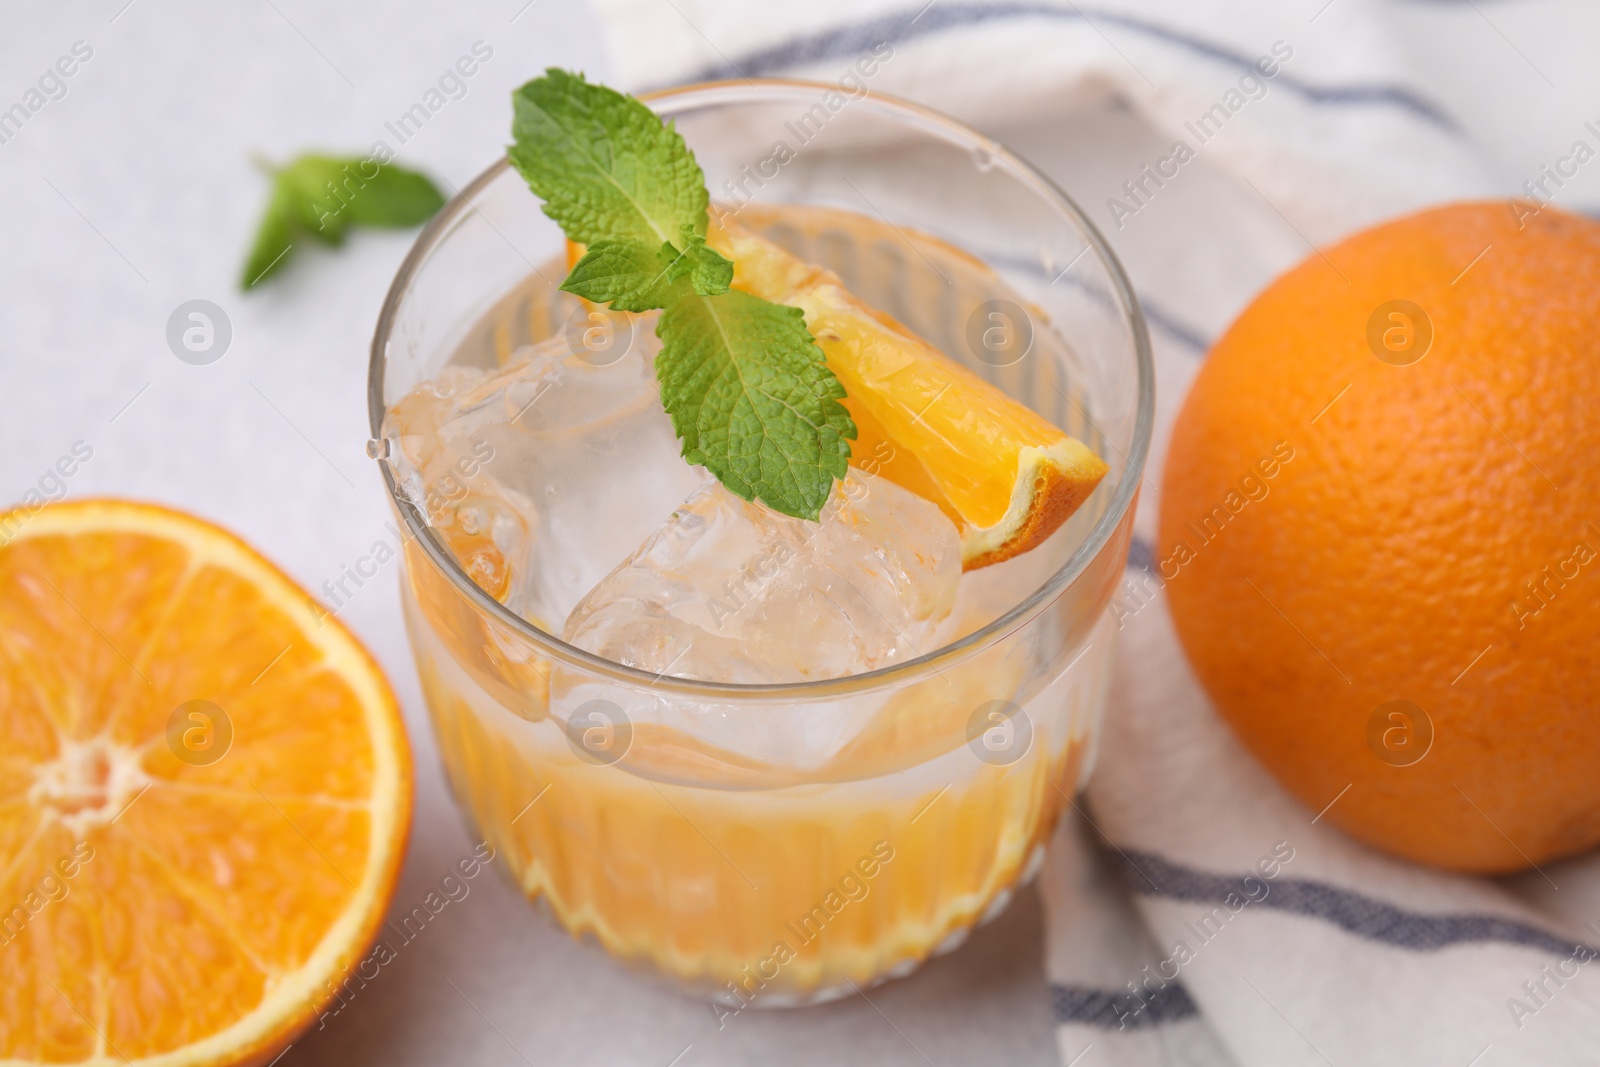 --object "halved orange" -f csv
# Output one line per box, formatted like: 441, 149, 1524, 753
0, 500, 411, 1065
